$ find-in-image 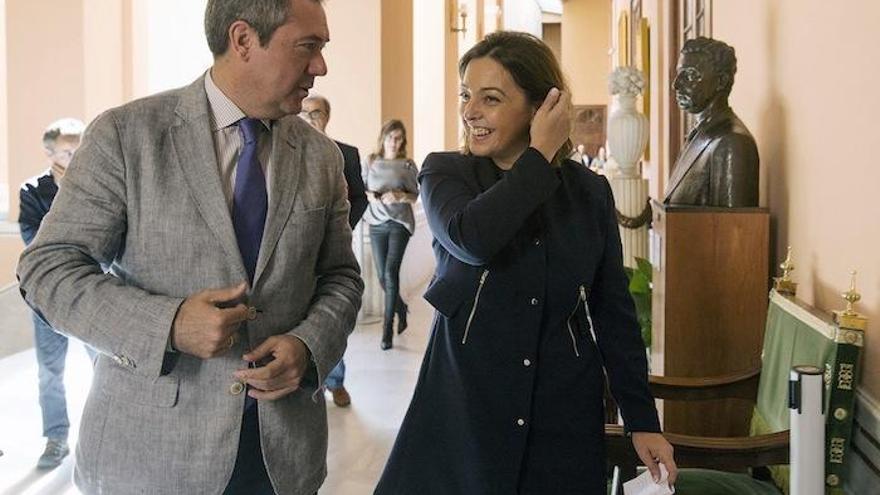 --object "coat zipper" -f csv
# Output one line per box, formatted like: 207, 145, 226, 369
580, 285, 598, 345
565, 293, 582, 358
461, 269, 489, 345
